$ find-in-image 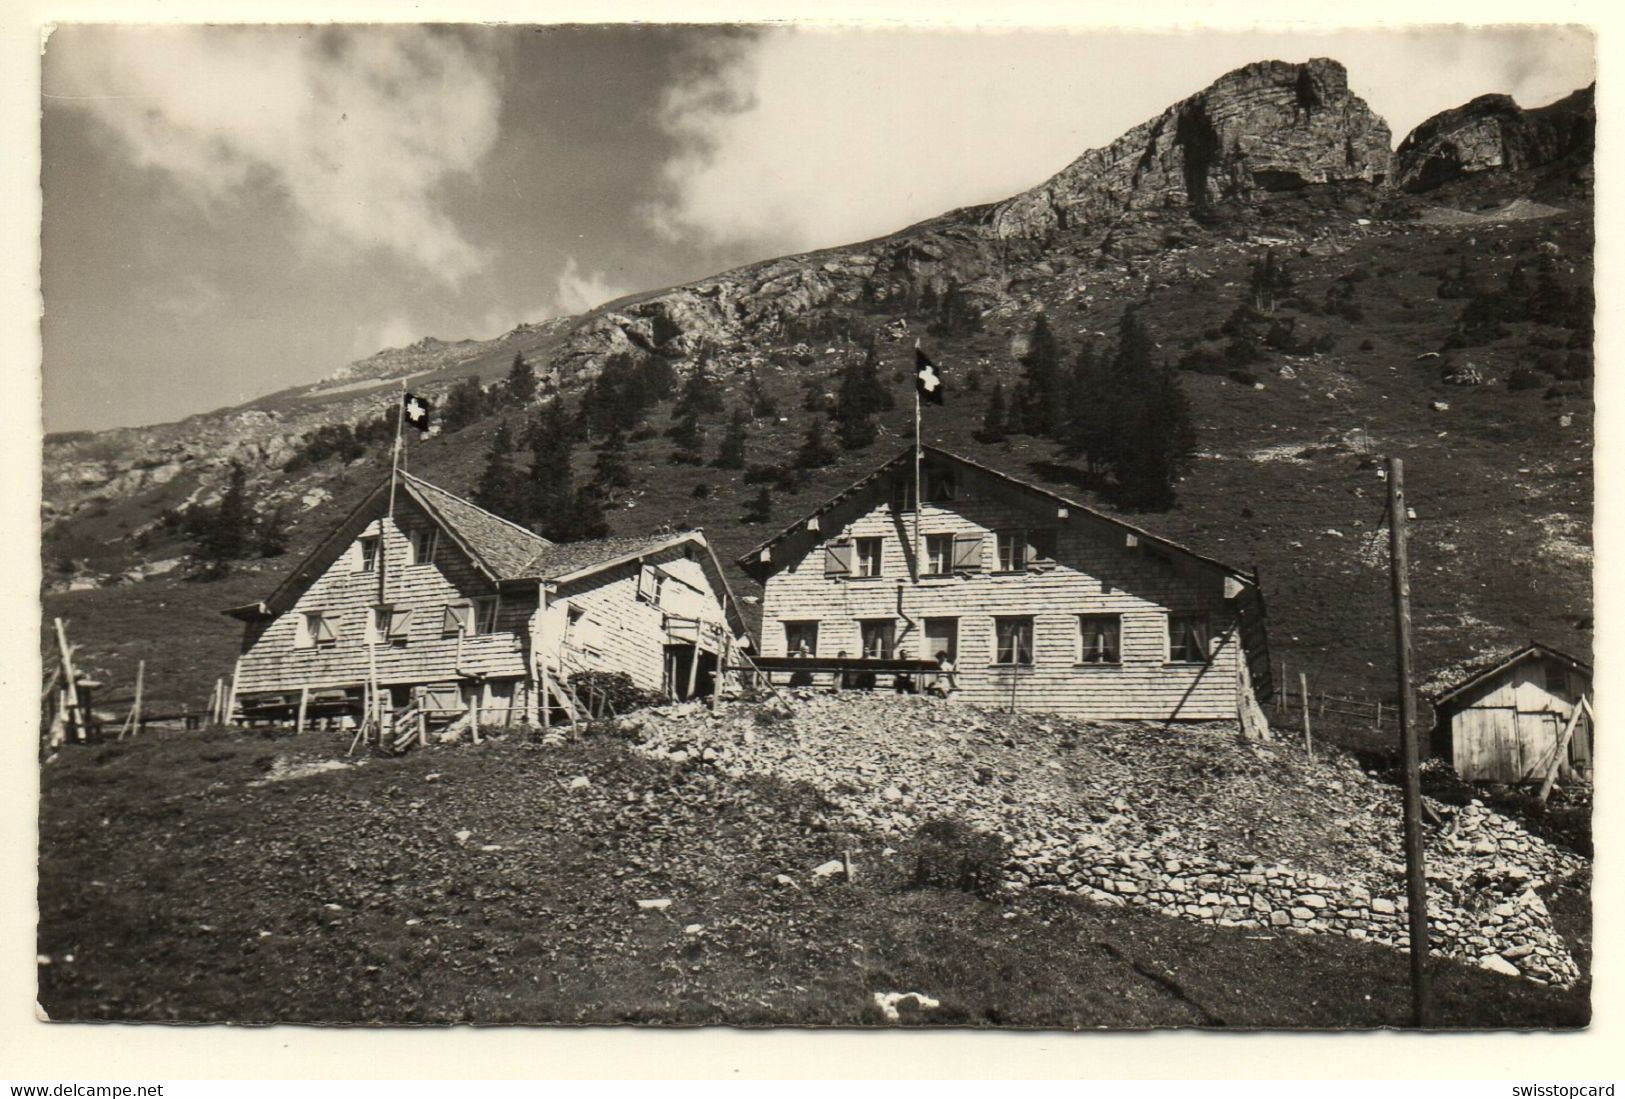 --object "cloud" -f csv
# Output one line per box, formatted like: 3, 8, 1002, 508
546, 256, 629, 317
350, 312, 423, 359
644, 26, 1596, 257
48, 26, 501, 285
